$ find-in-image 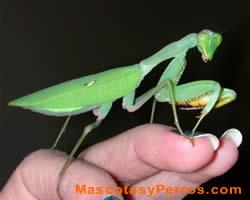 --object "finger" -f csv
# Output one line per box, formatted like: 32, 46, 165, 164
79, 124, 218, 184
186, 128, 241, 183
129, 129, 242, 200
0, 149, 123, 200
